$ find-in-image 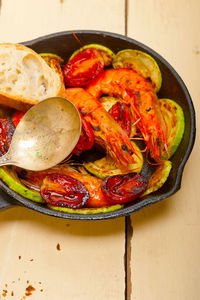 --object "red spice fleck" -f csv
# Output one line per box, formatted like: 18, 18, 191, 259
66, 223, 70, 227
19, 255, 21, 260
2, 292, 7, 297
56, 243, 61, 251
11, 291, 14, 296
25, 285, 36, 296
29, 259, 34, 261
